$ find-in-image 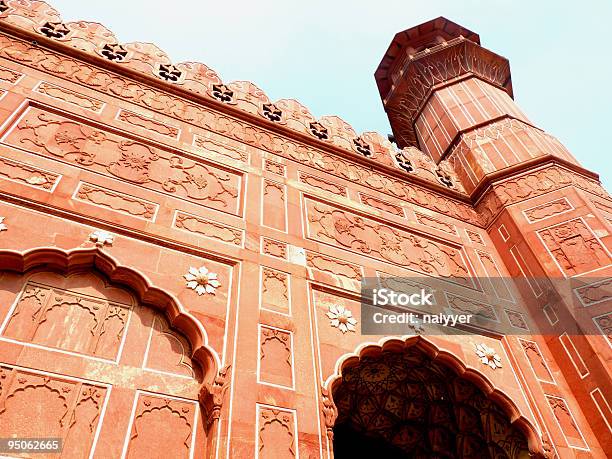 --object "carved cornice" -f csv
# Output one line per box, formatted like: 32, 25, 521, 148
384, 39, 512, 148
474, 157, 611, 227
0, 32, 481, 224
